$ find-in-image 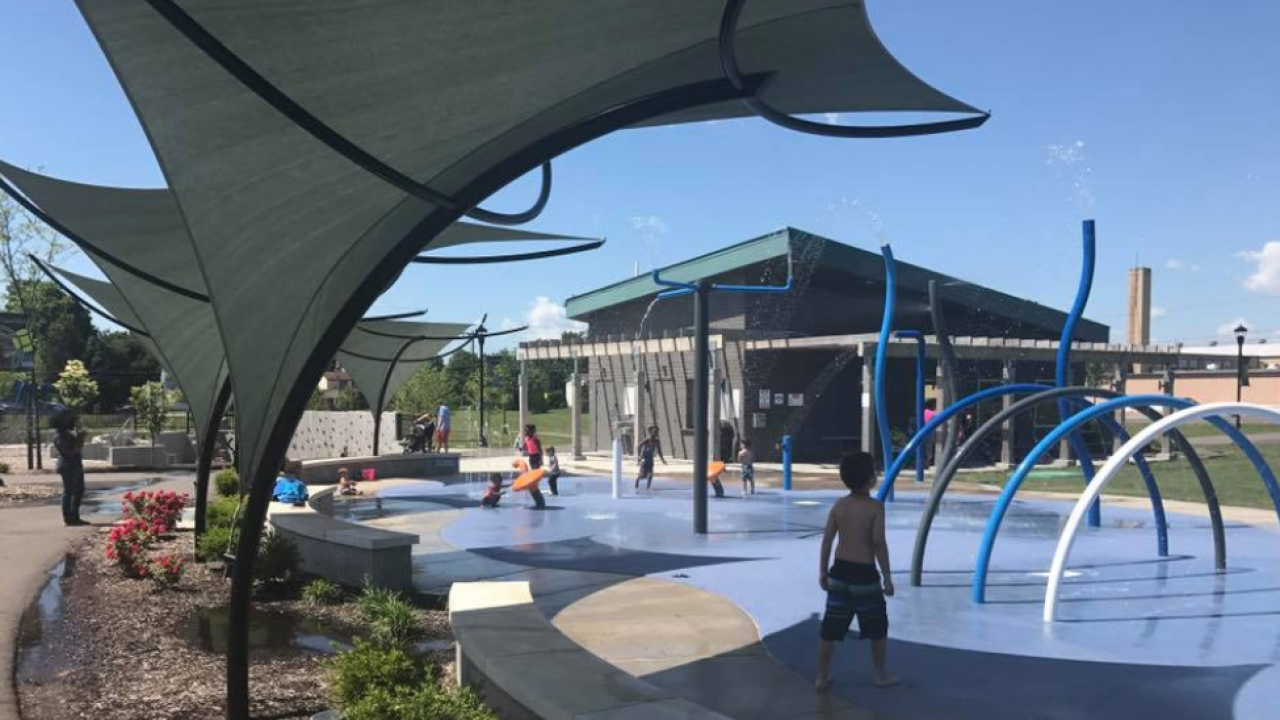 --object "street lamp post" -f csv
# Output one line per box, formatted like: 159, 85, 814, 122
1235, 323, 1248, 429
